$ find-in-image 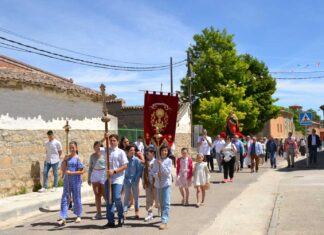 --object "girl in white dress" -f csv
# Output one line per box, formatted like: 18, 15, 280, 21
193, 153, 210, 207
175, 148, 193, 205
